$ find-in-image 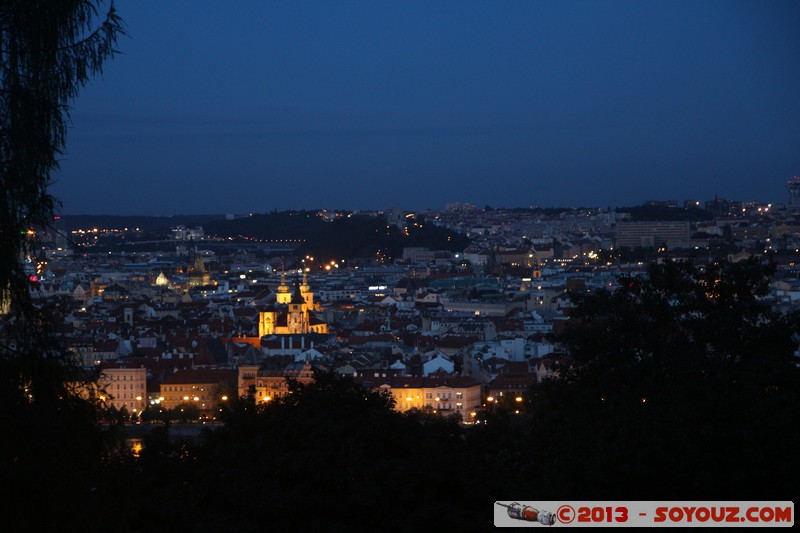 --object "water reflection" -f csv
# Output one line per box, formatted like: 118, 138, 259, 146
127, 438, 144, 458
